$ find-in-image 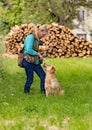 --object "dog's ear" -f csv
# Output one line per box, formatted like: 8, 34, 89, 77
50, 66, 56, 73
